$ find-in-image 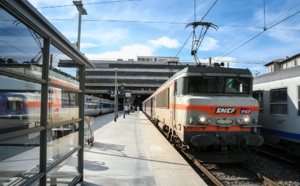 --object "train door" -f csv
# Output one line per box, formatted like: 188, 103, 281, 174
172, 81, 176, 126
